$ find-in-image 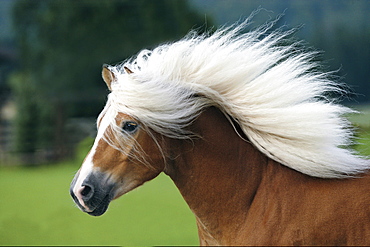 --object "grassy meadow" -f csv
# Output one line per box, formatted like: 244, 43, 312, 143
0, 160, 198, 246
1, 105, 369, 246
